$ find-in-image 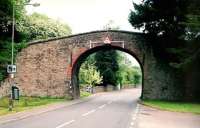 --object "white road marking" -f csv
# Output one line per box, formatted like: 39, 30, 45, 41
20, 115, 30, 119
82, 109, 96, 117
130, 122, 134, 126
98, 104, 107, 109
132, 116, 136, 120
55, 120, 75, 128
132, 113, 137, 117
